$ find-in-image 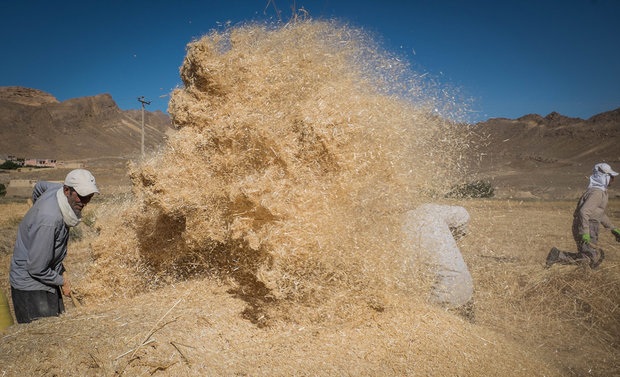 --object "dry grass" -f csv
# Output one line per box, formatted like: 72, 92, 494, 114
79, 19, 471, 311
0, 201, 31, 304
1, 19, 618, 376
461, 199, 620, 376
3, 199, 619, 376
0, 201, 29, 228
